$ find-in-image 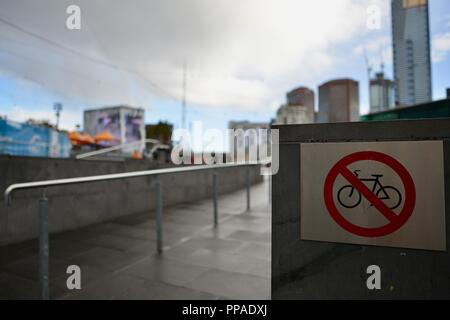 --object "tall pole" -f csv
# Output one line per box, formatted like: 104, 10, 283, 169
182, 63, 187, 130
53, 103, 62, 130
